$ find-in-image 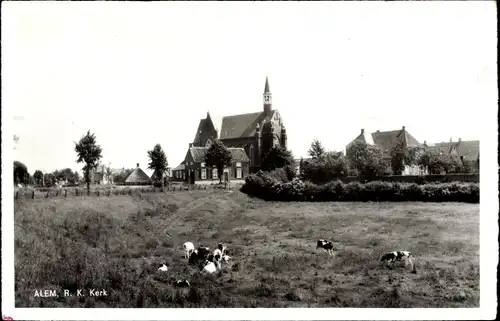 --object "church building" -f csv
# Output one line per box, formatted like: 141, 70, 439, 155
192, 76, 288, 173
